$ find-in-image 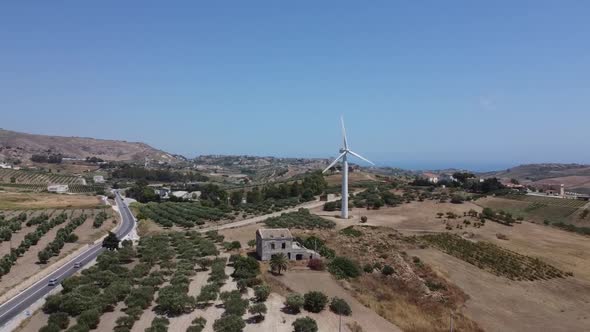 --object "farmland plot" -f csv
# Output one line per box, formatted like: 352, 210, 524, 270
0, 208, 115, 297
138, 202, 230, 228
